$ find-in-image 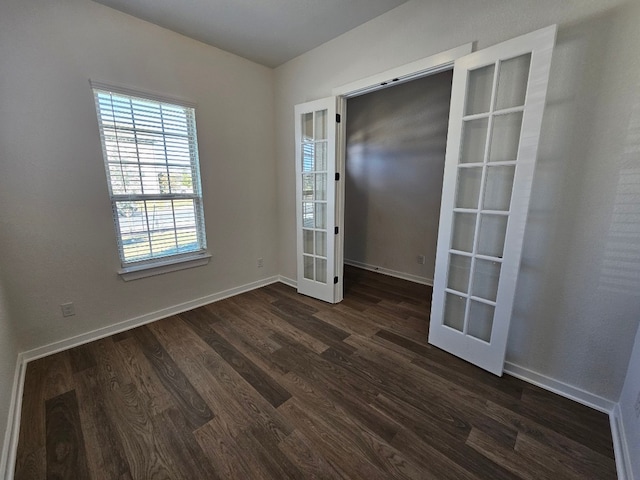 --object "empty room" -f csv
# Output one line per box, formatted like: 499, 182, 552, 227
1, 0, 639, 479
